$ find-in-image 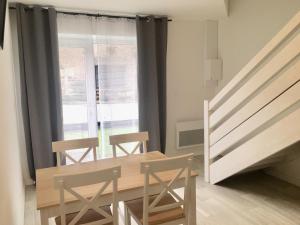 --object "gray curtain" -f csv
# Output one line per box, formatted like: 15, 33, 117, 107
16, 4, 63, 180
136, 16, 168, 153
